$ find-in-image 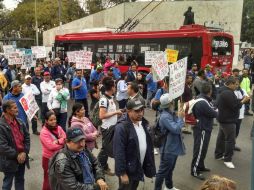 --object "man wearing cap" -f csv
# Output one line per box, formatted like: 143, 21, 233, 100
49, 127, 108, 190
90, 64, 104, 82
40, 72, 55, 123
113, 99, 156, 190
3, 80, 28, 128
72, 69, 89, 117
22, 75, 41, 135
